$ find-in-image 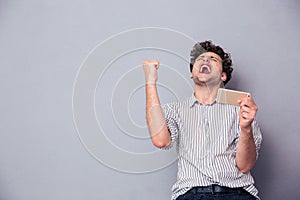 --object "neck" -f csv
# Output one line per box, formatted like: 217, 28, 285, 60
194, 83, 221, 105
